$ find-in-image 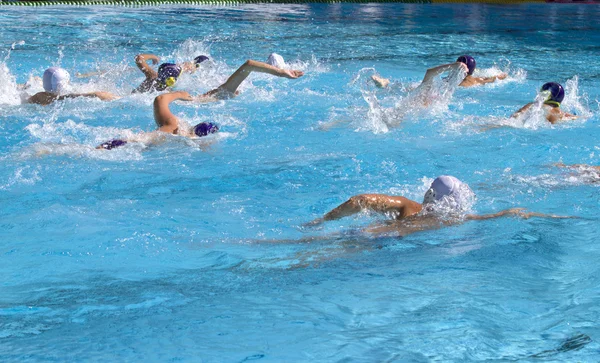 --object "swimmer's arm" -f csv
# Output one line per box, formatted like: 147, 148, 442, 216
58, 92, 119, 101
554, 163, 600, 171
478, 73, 508, 84
422, 62, 467, 84
205, 60, 304, 96
305, 194, 409, 227
510, 103, 533, 118
135, 53, 159, 79
153, 91, 194, 132
466, 208, 572, 220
